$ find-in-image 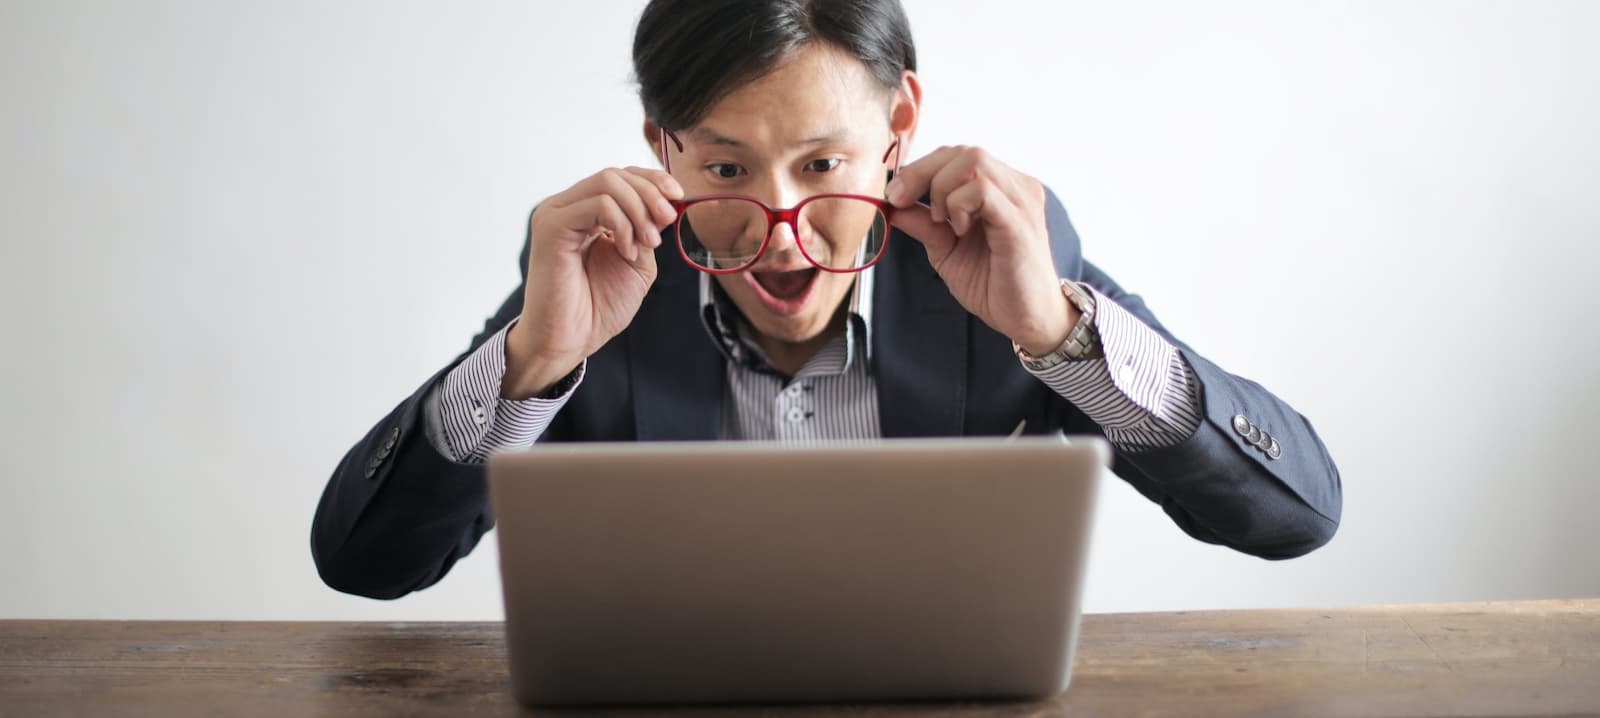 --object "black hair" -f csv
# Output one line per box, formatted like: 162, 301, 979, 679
632, 0, 916, 131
